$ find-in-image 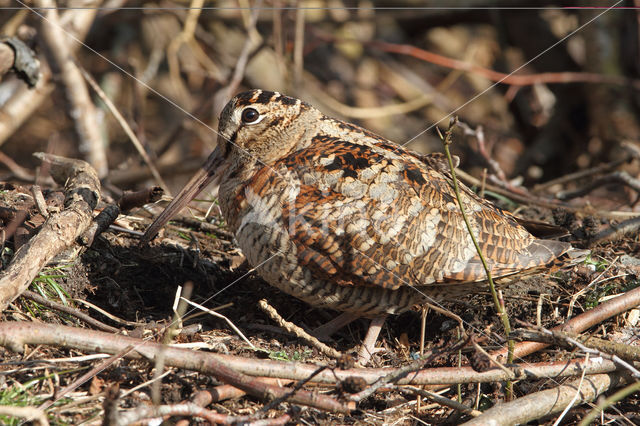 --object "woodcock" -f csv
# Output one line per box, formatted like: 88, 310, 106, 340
142, 89, 584, 364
